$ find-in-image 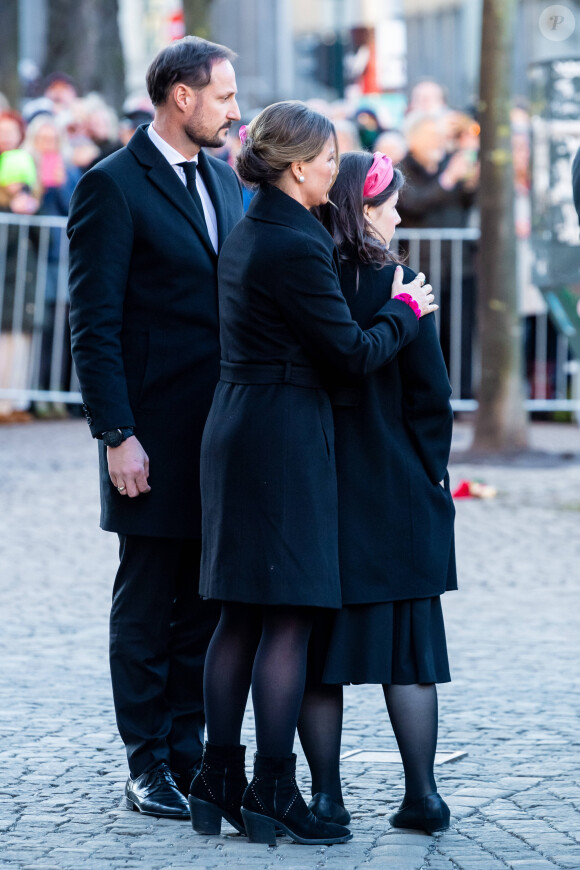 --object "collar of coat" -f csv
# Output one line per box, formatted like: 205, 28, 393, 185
246, 183, 335, 253
126, 124, 229, 257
